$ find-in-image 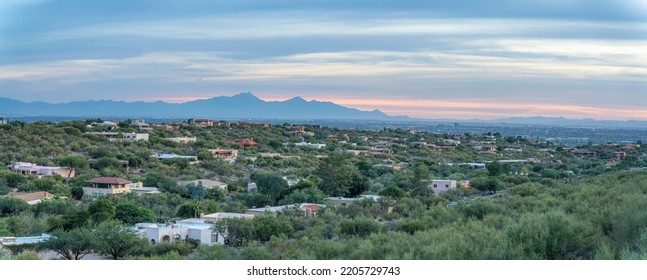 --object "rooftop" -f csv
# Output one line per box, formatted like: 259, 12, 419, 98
87, 177, 132, 184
